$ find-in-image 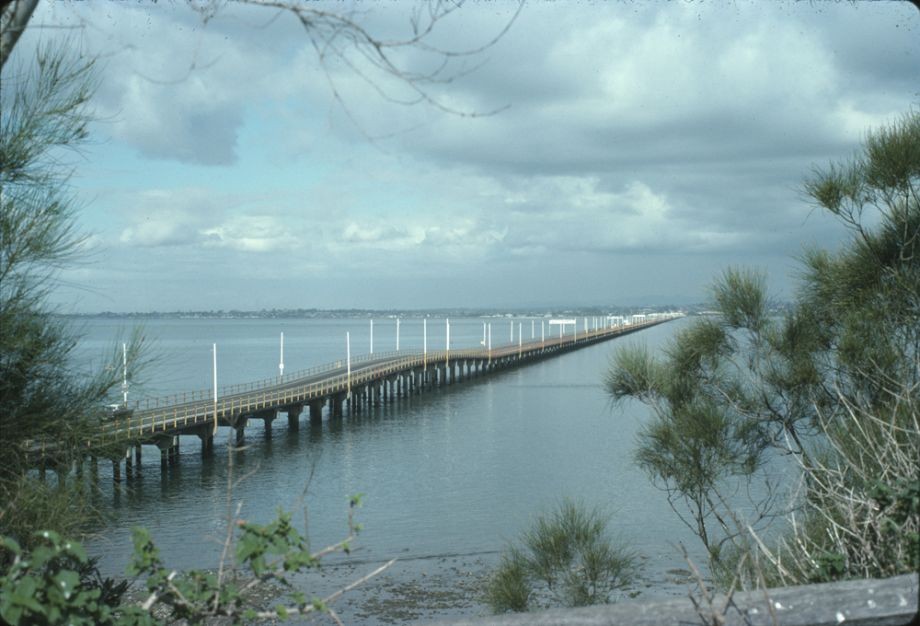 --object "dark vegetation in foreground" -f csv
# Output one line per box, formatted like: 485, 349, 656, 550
604, 111, 919, 588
